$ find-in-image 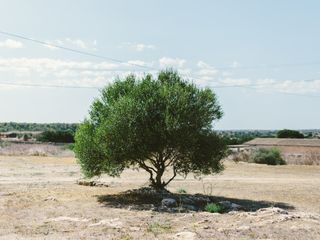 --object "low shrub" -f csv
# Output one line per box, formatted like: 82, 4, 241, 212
204, 203, 225, 213
37, 130, 75, 143
176, 188, 187, 194
147, 222, 171, 235
65, 143, 75, 151
252, 148, 286, 165
230, 151, 250, 162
